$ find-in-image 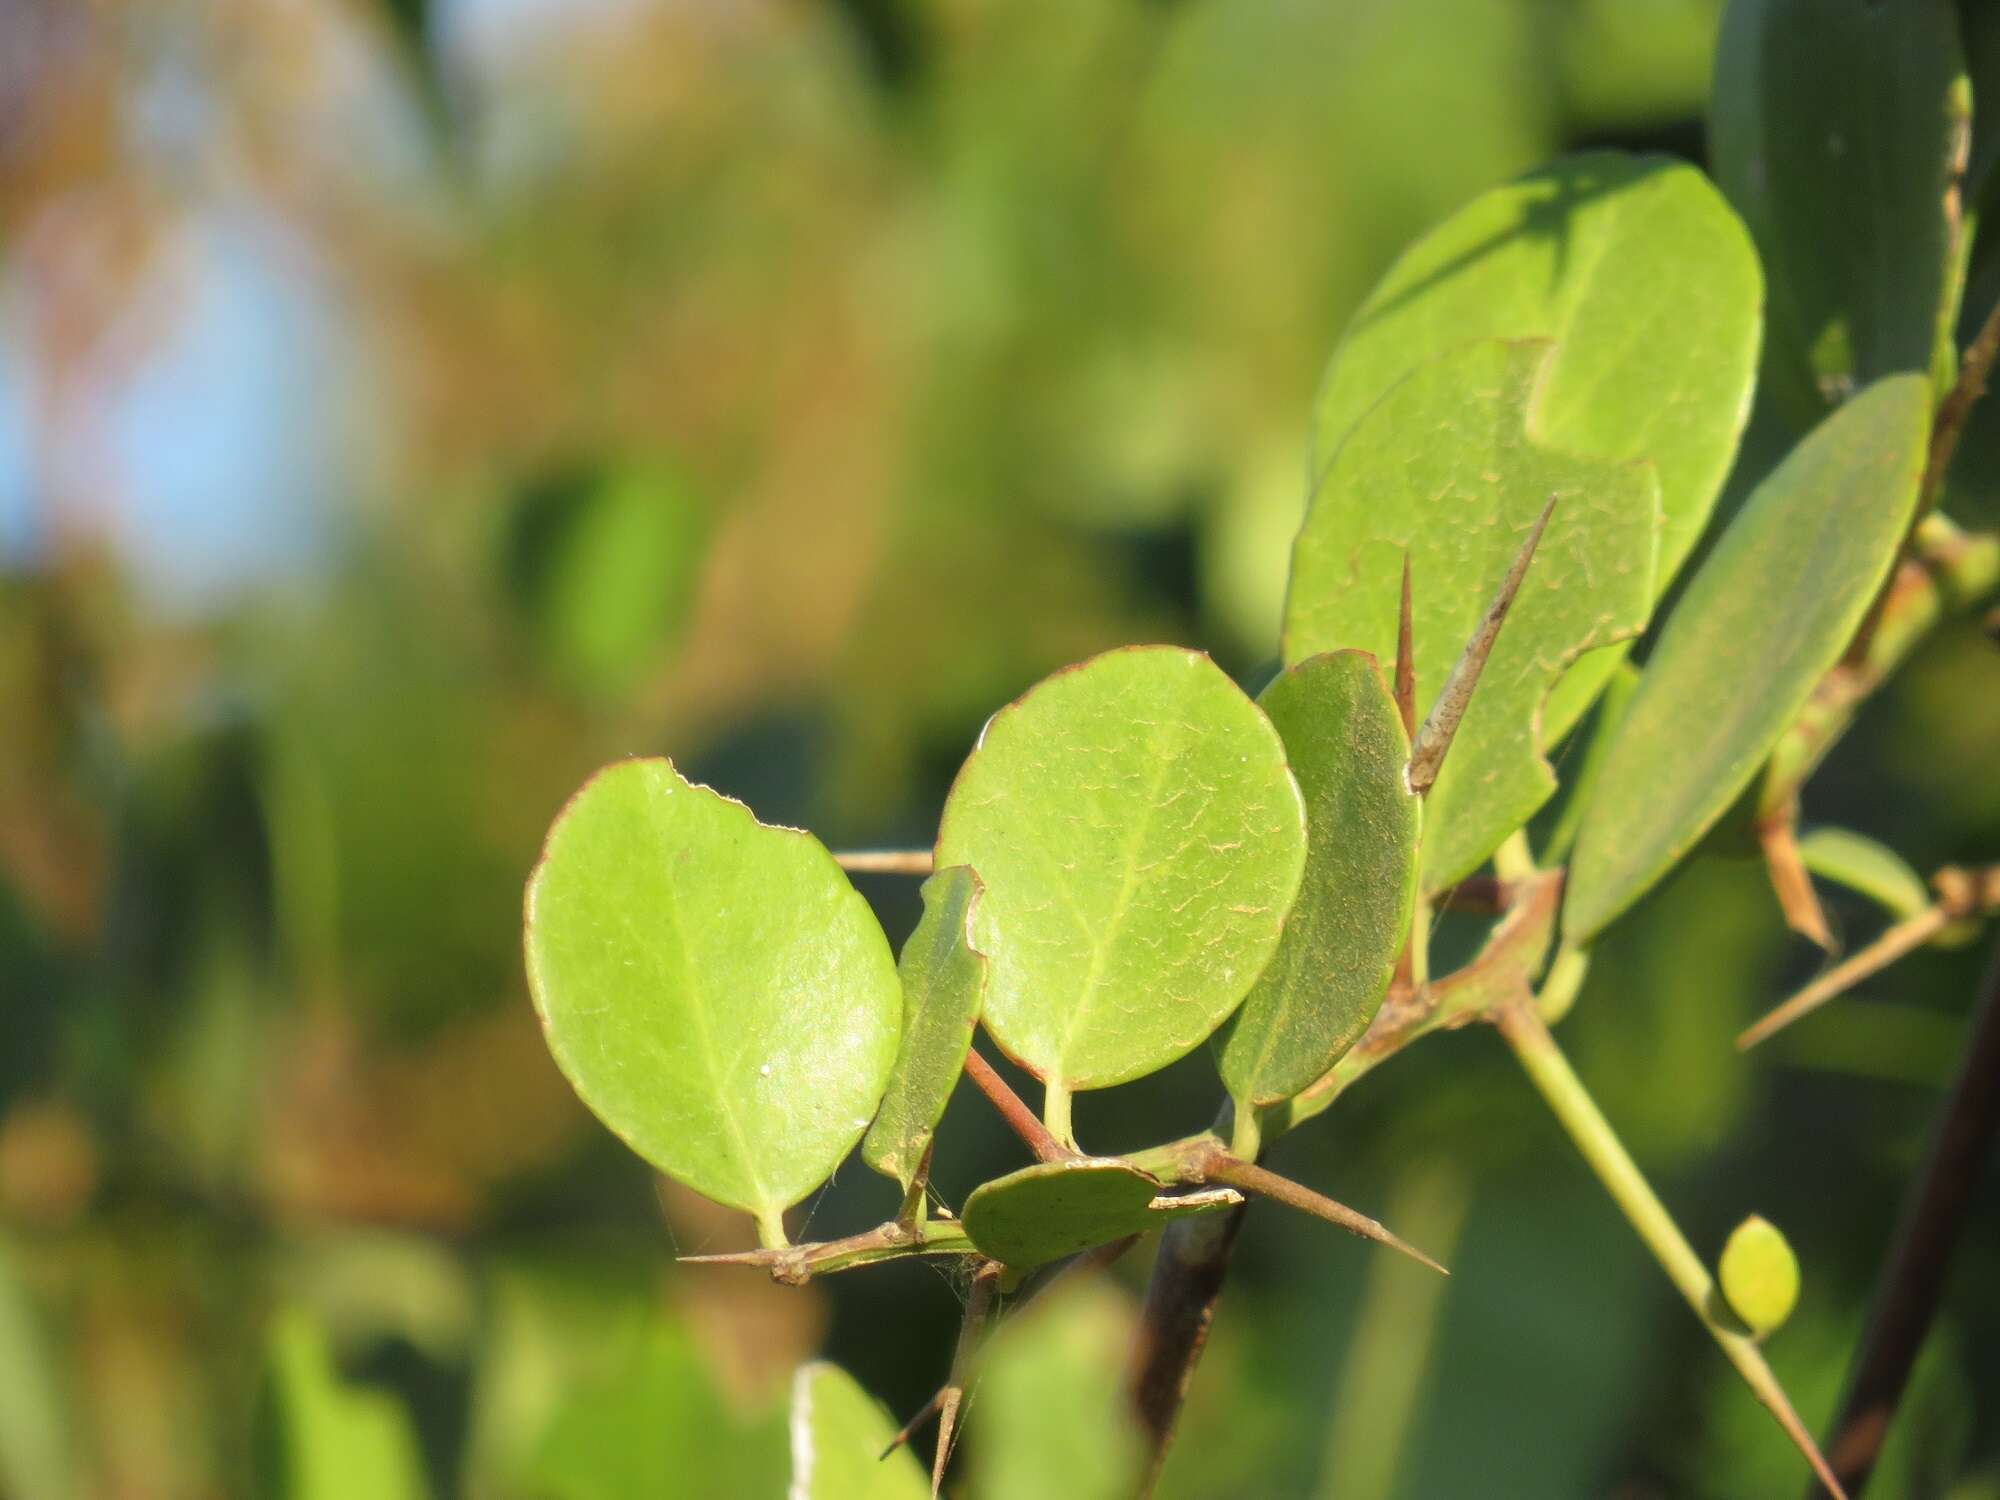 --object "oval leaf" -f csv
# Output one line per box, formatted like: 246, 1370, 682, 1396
1797, 827, 1932, 922
1565, 376, 1931, 942
935, 646, 1307, 1091
789, 1363, 929, 1500
1287, 338, 1660, 892
961, 1158, 1164, 1269
861, 866, 990, 1192
525, 759, 900, 1236
1719, 1215, 1801, 1338
1712, 0, 1966, 421
1312, 151, 1759, 604
1215, 651, 1420, 1108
